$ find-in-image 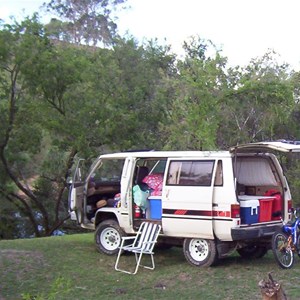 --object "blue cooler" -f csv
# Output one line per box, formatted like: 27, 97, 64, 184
240, 199, 259, 224
148, 196, 162, 220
